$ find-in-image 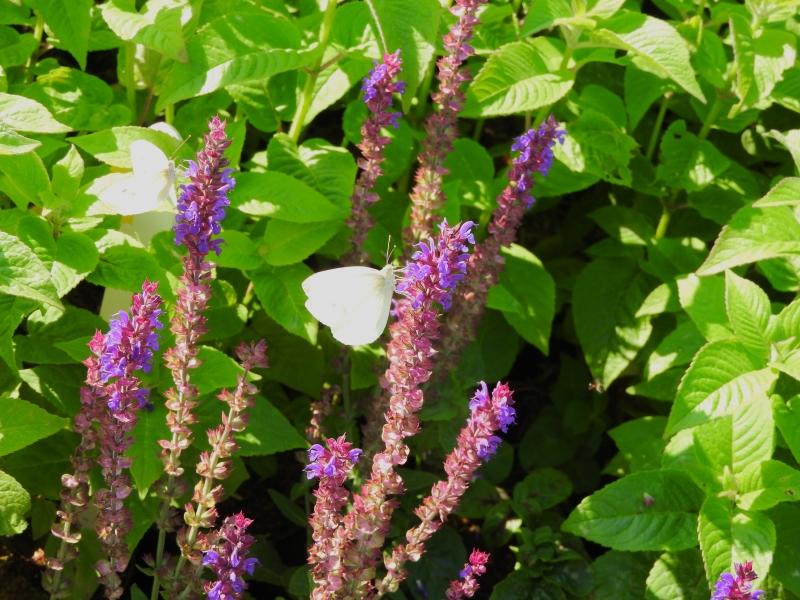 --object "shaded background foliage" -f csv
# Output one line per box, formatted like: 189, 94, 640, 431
0, 0, 798, 598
